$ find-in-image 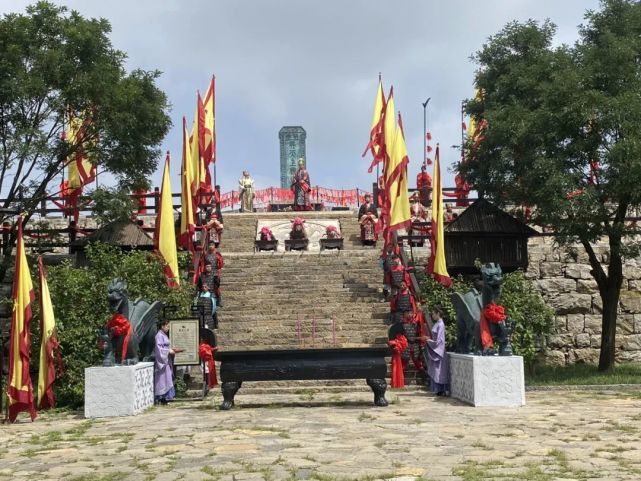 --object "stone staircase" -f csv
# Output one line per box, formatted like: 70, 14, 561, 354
204, 210, 425, 393
217, 250, 389, 349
